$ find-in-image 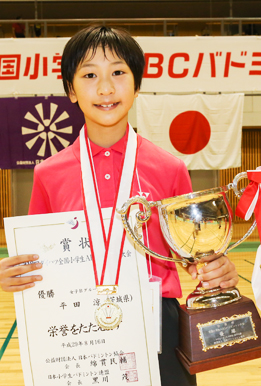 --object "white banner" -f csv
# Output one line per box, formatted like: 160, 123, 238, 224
139, 36, 261, 93
0, 38, 68, 95
0, 36, 260, 95
136, 93, 244, 170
